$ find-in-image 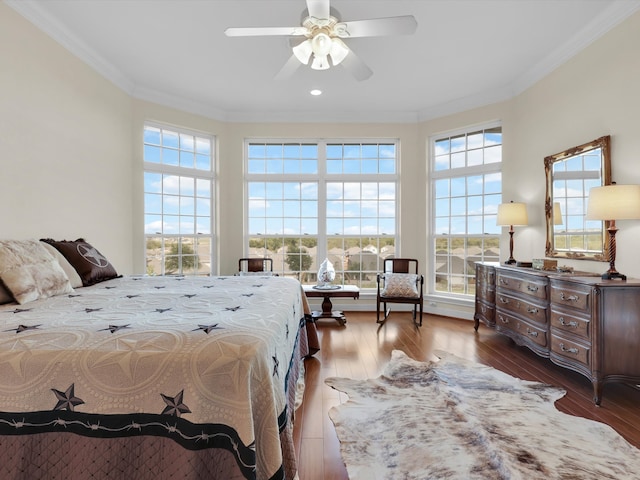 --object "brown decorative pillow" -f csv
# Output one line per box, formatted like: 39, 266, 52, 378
0, 282, 15, 304
0, 239, 74, 304
41, 238, 119, 286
